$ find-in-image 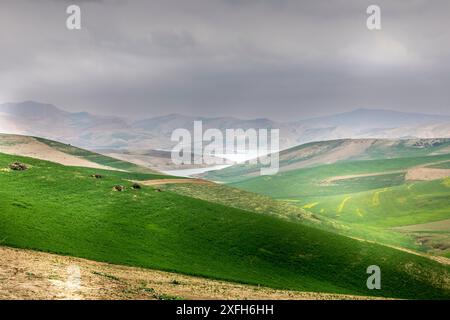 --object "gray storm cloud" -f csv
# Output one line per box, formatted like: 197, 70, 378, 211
0, 0, 449, 120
